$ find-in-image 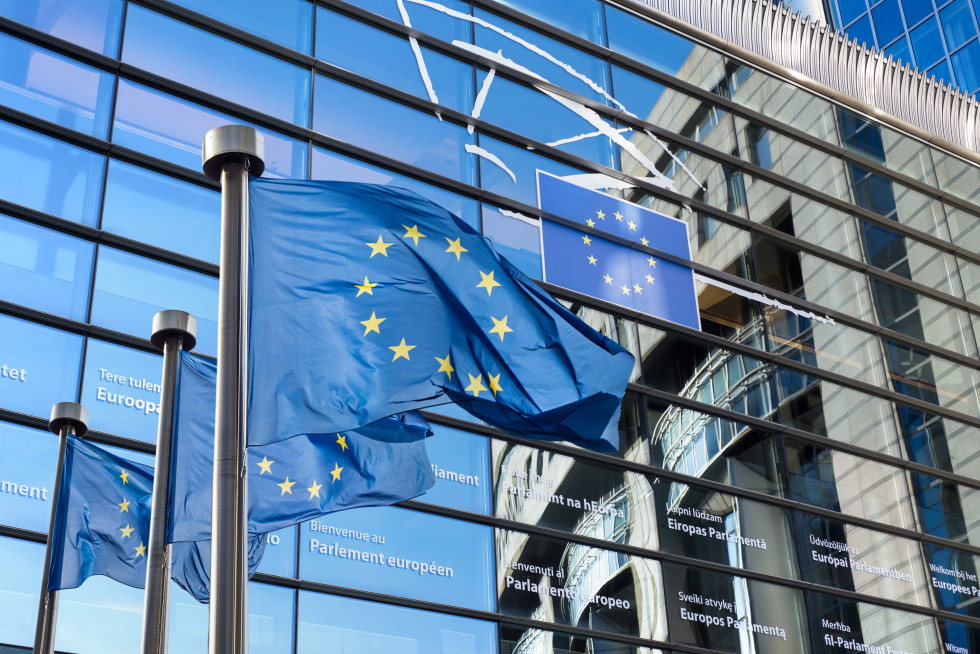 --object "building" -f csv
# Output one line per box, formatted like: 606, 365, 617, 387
0, 0, 978, 653
818, 0, 980, 97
